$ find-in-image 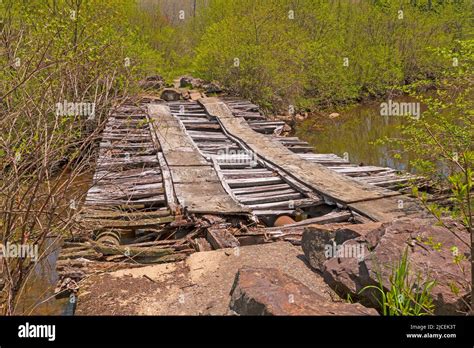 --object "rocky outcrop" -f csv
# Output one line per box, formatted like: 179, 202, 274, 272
334, 222, 383, 244
76, 242, 339, 315
139, 75, 165, 90
322, 218, 471, 315
229, 267, 378, 315
301, 225, 337, 271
